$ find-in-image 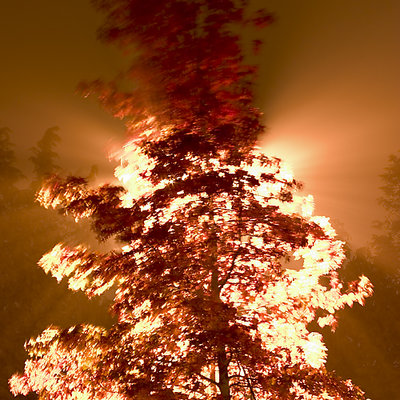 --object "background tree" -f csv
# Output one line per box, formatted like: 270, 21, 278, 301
29, 126, 61, 189
0, 127, 24, 210
374, 151, 400, 270
0, 127, 112, 400
10, 1, 372, 399
322, 150, 400, 400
